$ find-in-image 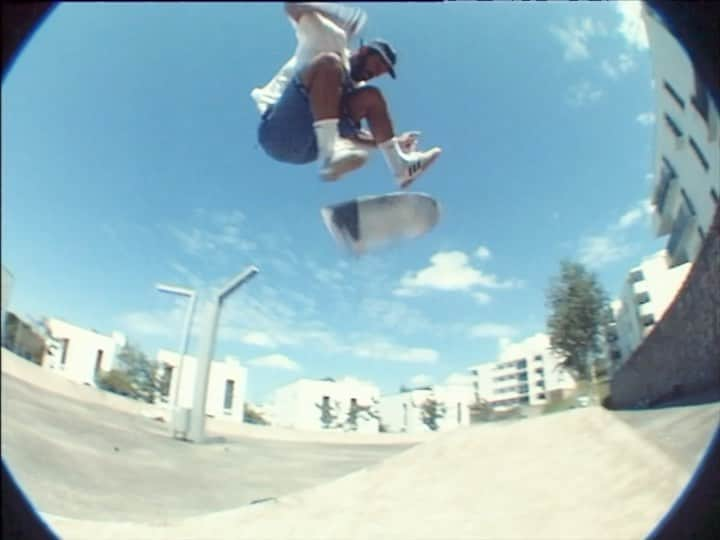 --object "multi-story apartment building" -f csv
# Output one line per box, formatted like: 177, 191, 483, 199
613, 250, 692, 368
642, 4, 719, 268
469, 333, 576, 409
